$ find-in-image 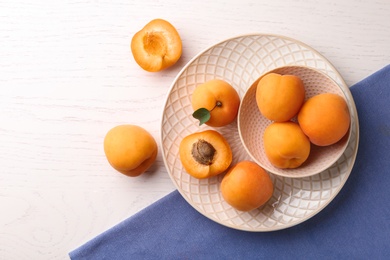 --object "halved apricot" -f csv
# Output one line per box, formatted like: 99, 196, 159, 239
131, 19, 182, 72
179, 130, 232, 179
